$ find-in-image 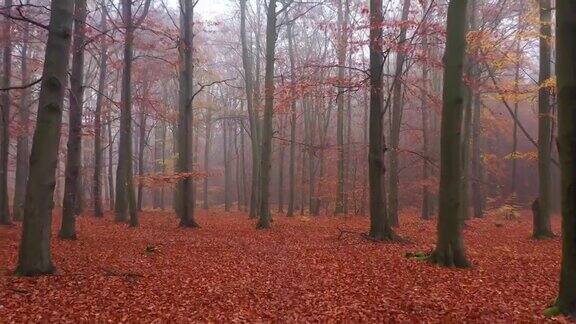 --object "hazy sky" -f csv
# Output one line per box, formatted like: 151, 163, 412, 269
165, 0, 230, 20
